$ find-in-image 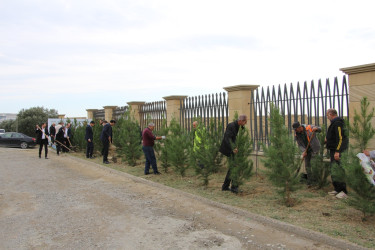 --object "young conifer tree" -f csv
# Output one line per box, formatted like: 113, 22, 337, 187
168, 118, 190, 176
71, 119, 86, 151
211, 121, 224, 173
191, 120, 224, 186
92, 119, 103, 155
342, 97, 375, 220
350, 97, 375, 151
116, 110, 143, 166
228, 125, 253, 189
262, 104, 301, 206
310, 124, 331, 189
153, 118, 171, 173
